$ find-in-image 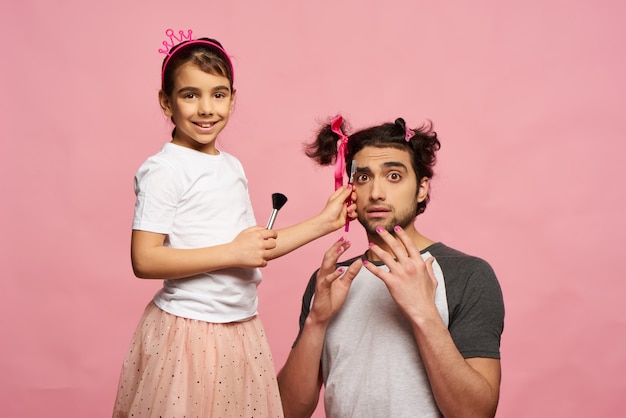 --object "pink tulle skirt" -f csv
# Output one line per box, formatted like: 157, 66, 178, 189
113, 302, 284, 418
